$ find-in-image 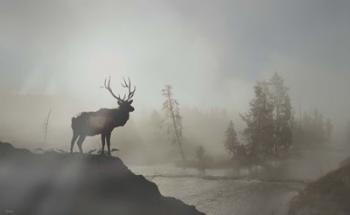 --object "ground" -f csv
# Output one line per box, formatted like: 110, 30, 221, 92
0, 142, 204, 215
288, 162, 350, 215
